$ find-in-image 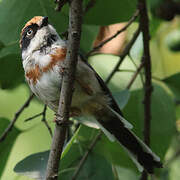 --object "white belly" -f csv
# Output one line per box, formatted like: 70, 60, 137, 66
28, 66, 61, 111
